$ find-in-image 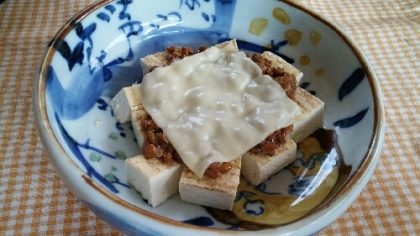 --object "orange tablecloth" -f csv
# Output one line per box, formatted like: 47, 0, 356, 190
1, 0, 419, 235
